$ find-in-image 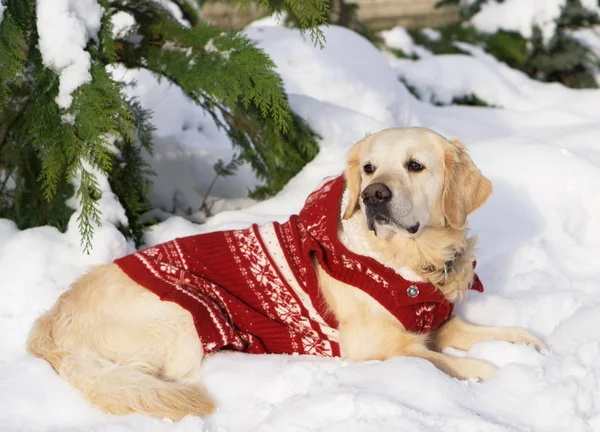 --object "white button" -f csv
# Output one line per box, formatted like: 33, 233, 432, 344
407, 285, 419, 298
